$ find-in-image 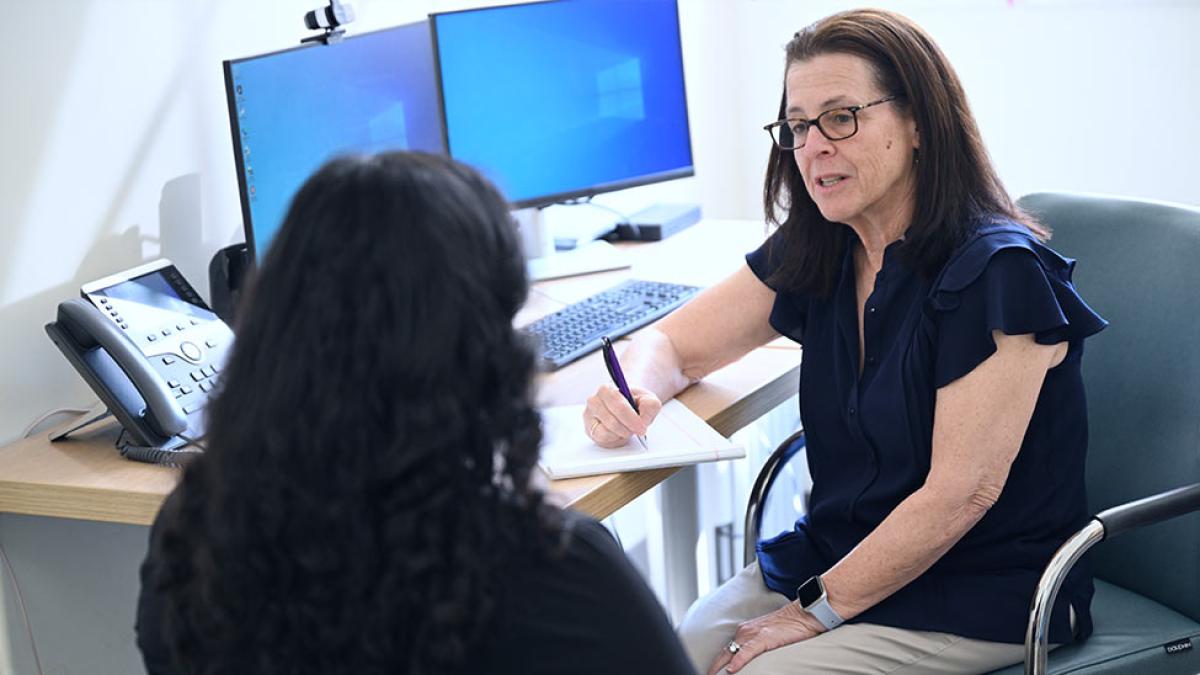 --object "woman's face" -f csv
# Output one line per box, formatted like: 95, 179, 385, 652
785, 53, 919, 232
